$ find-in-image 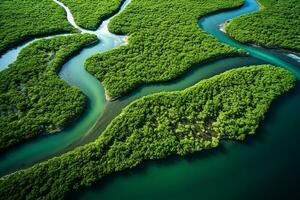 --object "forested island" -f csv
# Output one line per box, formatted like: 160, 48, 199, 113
0, 34, 98, 150
227, 0, 300, 51
0, 0, 299, 199
0, 65, 295, 199
0, 0, 76, 55
85, 0, 245, 98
